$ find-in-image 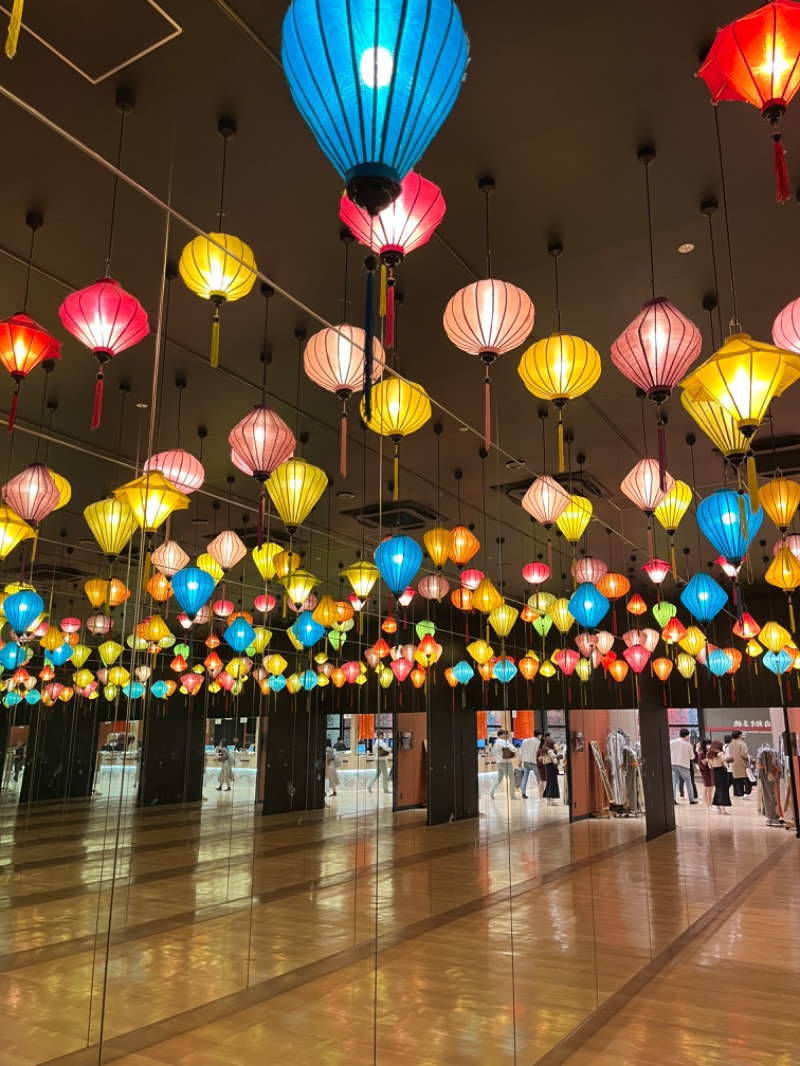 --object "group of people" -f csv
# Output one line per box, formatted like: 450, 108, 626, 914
490, 729, 562, 804
324, 732, 392, 797
670, 728, 753, 816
